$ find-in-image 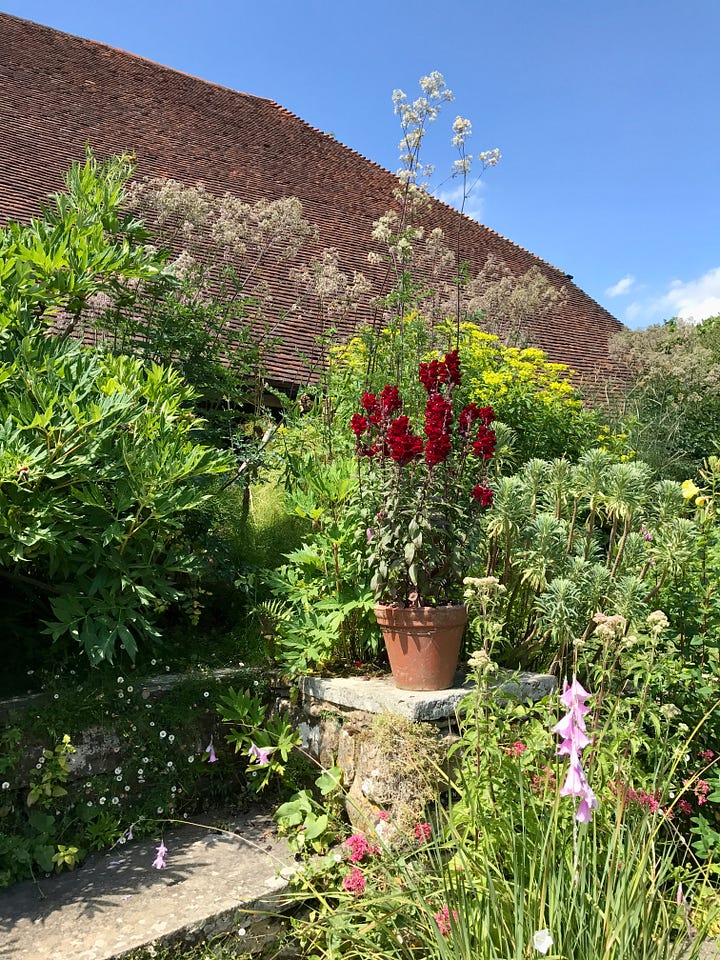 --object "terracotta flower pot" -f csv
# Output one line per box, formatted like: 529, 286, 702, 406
374, 603, 467, 691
